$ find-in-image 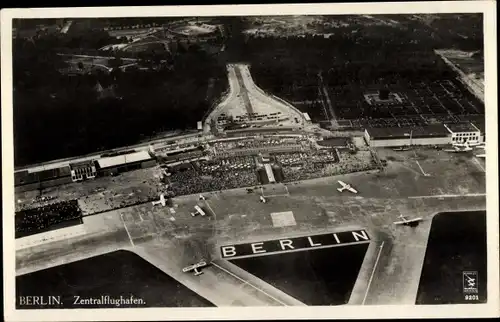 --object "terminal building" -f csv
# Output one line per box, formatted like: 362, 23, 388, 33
444, 122, 482, 145
364, 124, 451, 147
69, 160, 97, 182
14, 150, 157, 192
